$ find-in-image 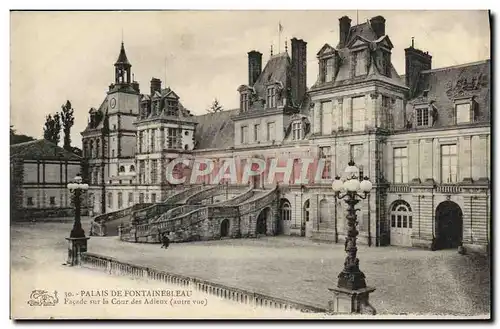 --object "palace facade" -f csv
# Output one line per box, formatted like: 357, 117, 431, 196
82, 14, 491, 252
